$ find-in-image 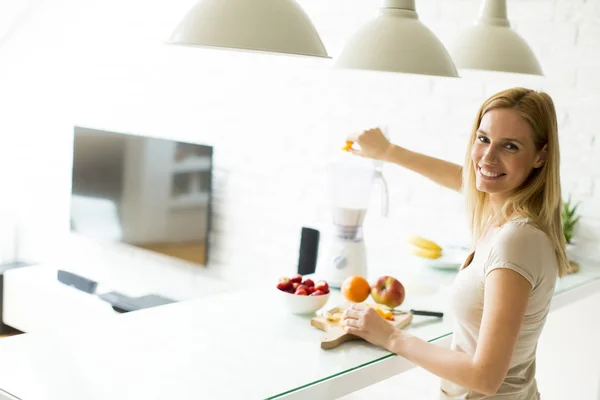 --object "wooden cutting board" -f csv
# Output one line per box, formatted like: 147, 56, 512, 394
310, 305, 412, 349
